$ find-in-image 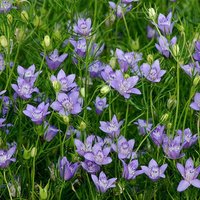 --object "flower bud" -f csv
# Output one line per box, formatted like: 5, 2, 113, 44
193, 75, 200, 87
33, 15, 42, 27
167, 95, 177, 109
23, 146, 32, 160
172, 44, 179, 57
147, 54, 154, 64
21, 10, 29, 22
7, 14, 13, 24
79, 121, 86, 131
80, 87, 85, 98
124, 73, 130, 79
39, 180, 49, 200
100, 85, 110, 95
109, 57, 116, 69
31, 147, 37, 158
63, 116, 70, 125
167, 122, 172, 130
52, 80, 61, 93
105, 13, 116, 27
0, 36, 8, 48
44, 35, 51, 48
131, 38, 140, 51
161, 113, 169, 122
148, 8, 156, 20
15, 28, 25, 42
